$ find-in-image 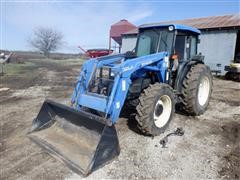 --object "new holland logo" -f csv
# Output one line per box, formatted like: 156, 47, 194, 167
141, 61, 153, 66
